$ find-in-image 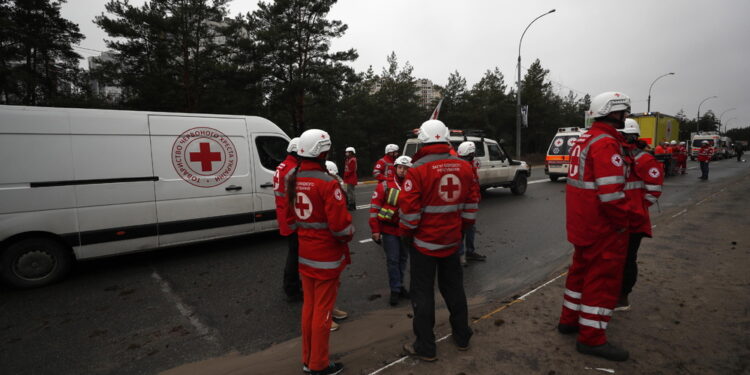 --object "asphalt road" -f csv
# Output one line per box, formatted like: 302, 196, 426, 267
1, 158, 747, 375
